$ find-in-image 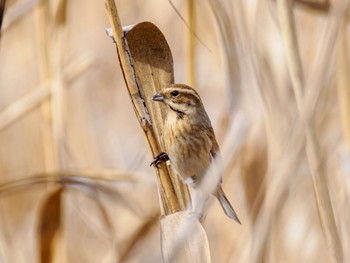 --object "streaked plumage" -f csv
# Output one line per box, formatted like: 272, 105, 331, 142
152, 84, 241, 223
